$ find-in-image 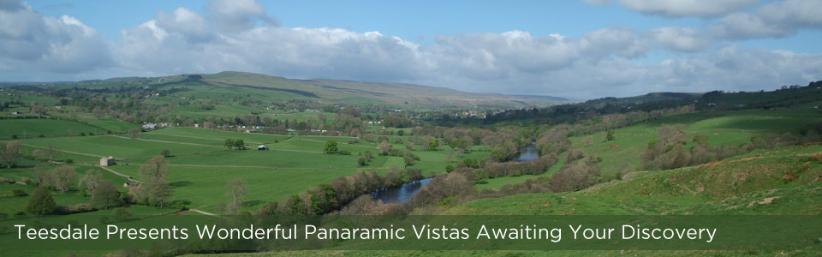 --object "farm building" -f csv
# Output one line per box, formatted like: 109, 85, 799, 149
99, 156, 115, 166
